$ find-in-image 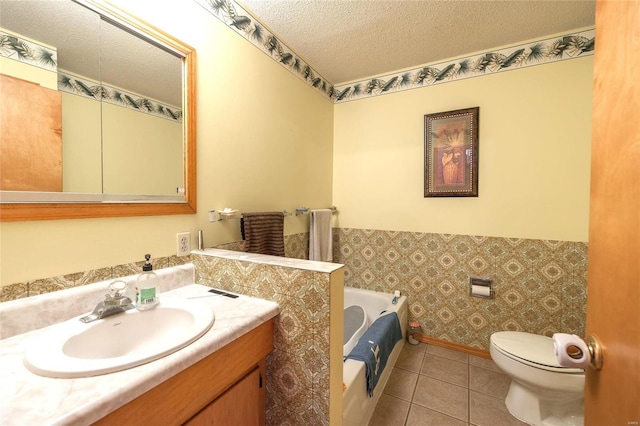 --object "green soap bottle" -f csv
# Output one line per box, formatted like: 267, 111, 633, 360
135, 254, 159, 310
